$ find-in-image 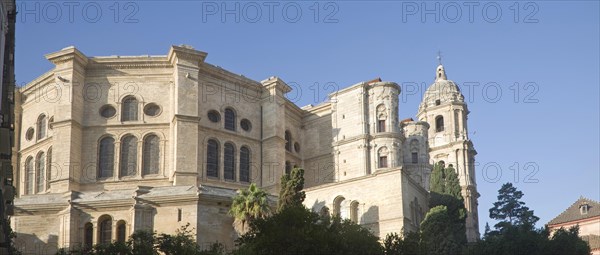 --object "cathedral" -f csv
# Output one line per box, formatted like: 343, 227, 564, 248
11, 45, 479, 254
